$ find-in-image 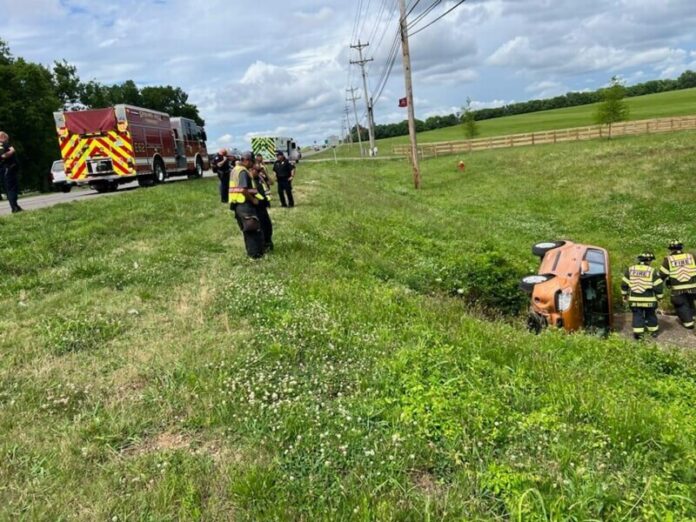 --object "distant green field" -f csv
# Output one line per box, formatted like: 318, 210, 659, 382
2, 130, 696, 519
315, 87, 696, 158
